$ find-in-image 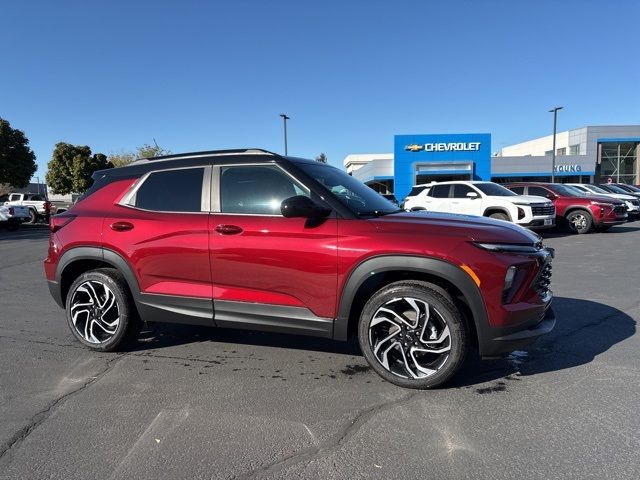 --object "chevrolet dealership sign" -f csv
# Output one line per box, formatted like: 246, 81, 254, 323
405, 142, 482, 152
